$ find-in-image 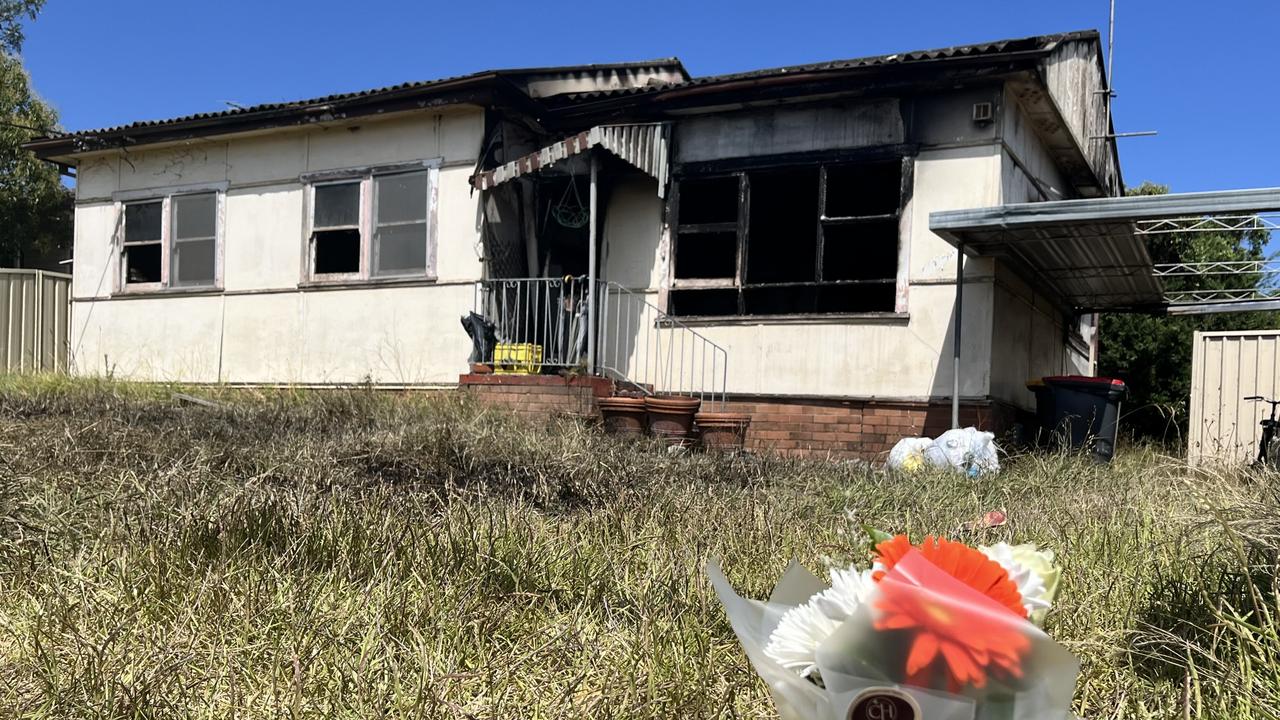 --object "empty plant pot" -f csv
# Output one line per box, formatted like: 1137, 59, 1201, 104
695, 412, 752, 452
644, 395, 701, 441
597, 396, 648, 438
